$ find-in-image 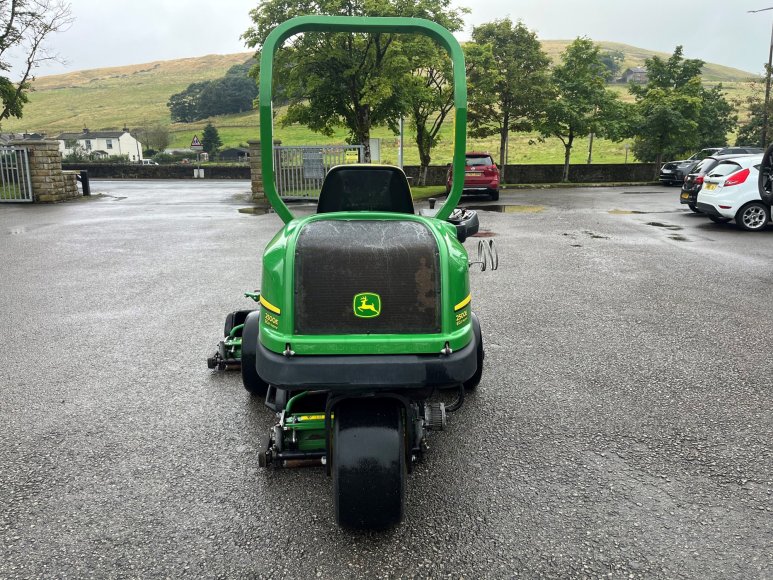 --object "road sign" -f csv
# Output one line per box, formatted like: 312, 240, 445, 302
190, 135, 204, 151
